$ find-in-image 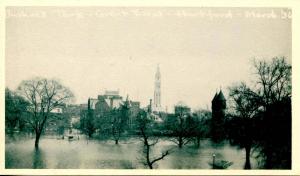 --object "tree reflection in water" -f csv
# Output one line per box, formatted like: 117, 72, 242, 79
5, 137, 260, 169
32, 148, 45, 169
